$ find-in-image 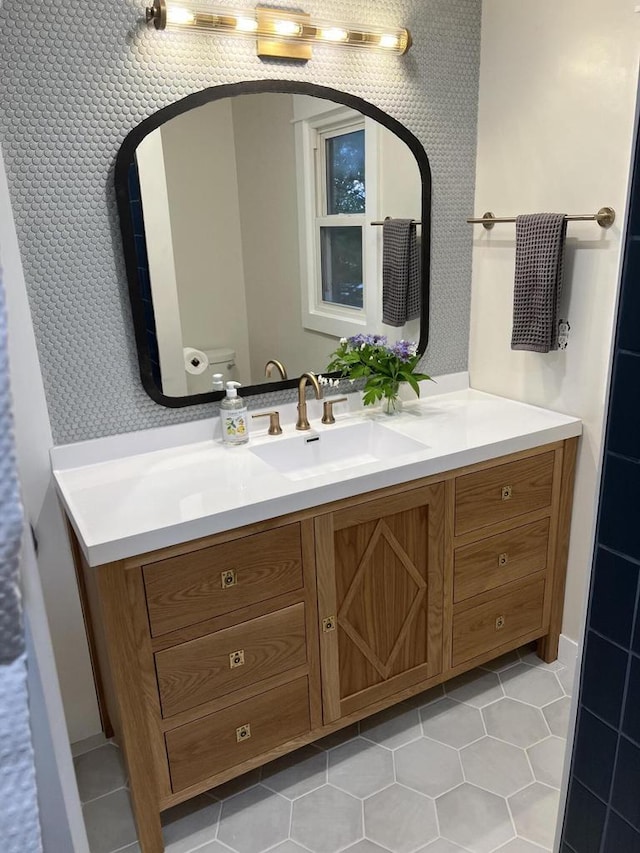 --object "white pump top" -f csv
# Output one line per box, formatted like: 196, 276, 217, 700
225, 381, 242, 398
